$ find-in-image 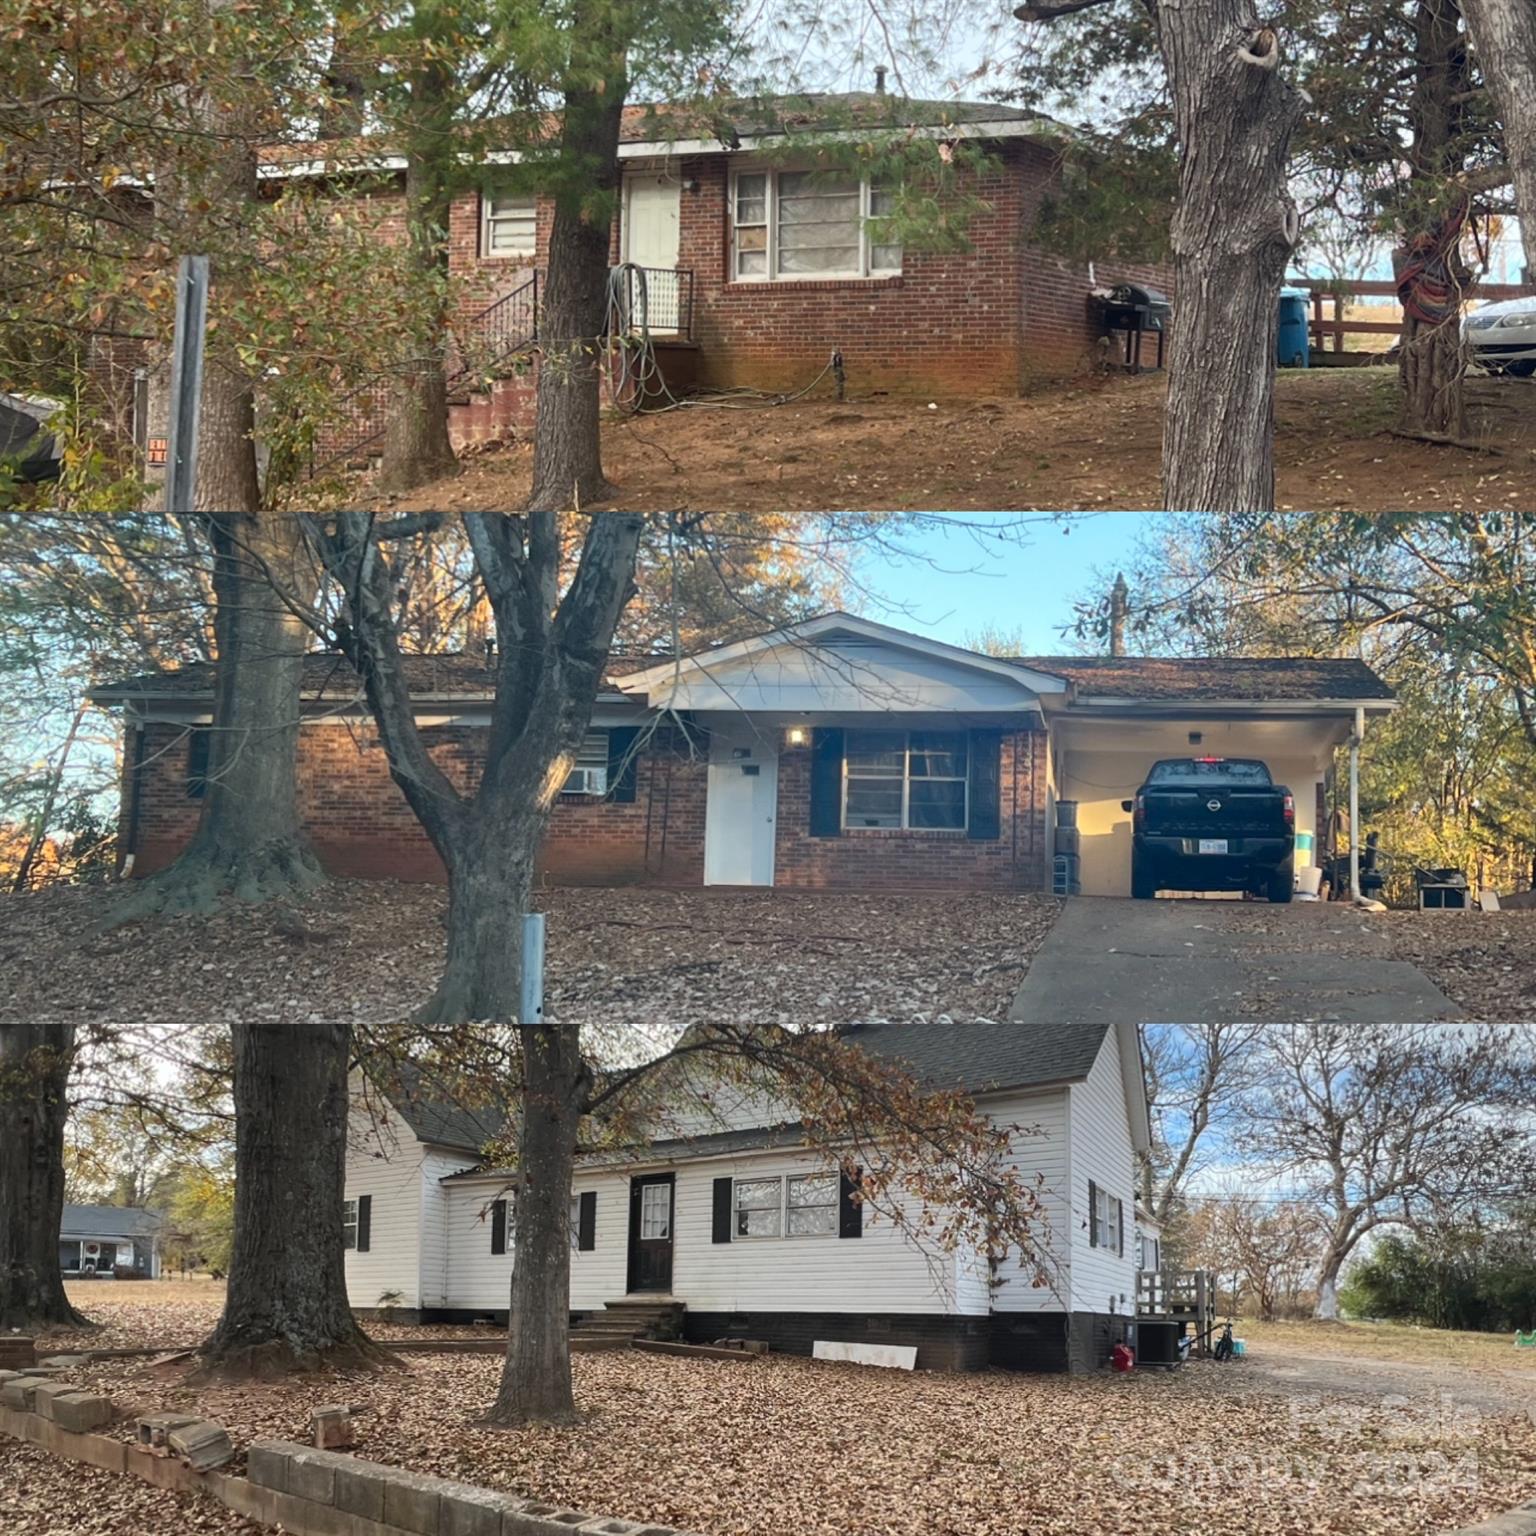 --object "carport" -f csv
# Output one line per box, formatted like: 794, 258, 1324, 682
1026, 657, 1399, 899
